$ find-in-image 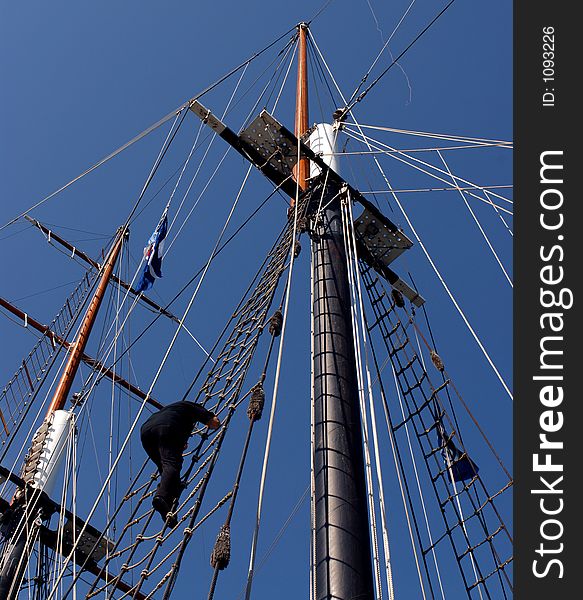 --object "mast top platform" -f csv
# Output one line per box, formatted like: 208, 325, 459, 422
354, 207, 413, 267
189, 103, 425, 304
239, 111, 299, 182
